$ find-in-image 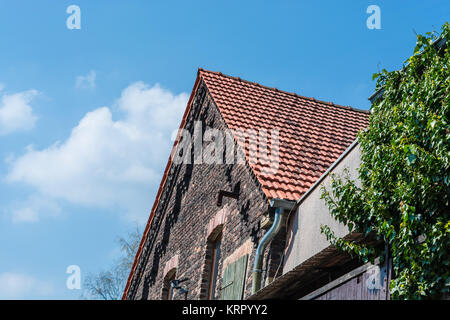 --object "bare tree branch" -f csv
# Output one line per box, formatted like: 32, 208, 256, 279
82, 224, 142, 300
